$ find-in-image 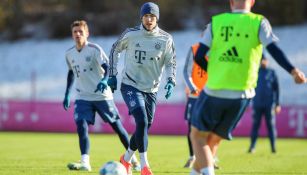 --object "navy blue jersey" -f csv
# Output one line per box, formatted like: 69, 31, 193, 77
253, 67, 279, 108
